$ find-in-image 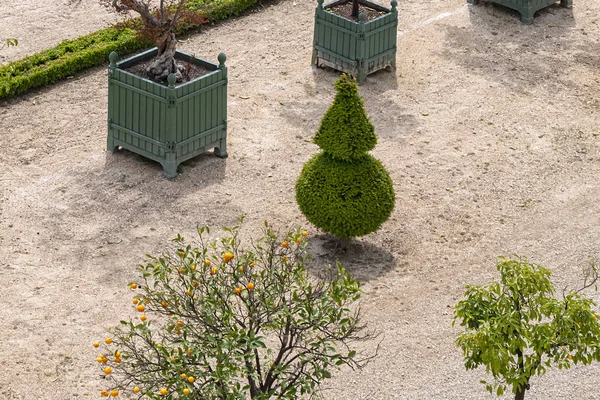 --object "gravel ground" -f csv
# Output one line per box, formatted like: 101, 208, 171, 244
1, 0, 600, 399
